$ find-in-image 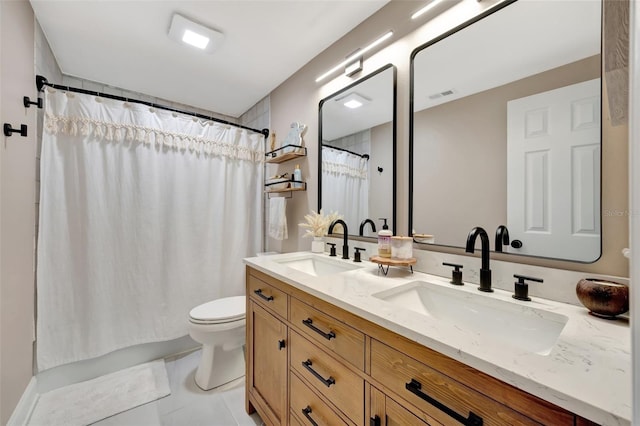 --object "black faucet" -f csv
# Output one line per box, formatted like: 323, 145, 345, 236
328, 219, 349, 260
495, 225, 510, 252
359, 219, 376, 236
465, 227, 492, 292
